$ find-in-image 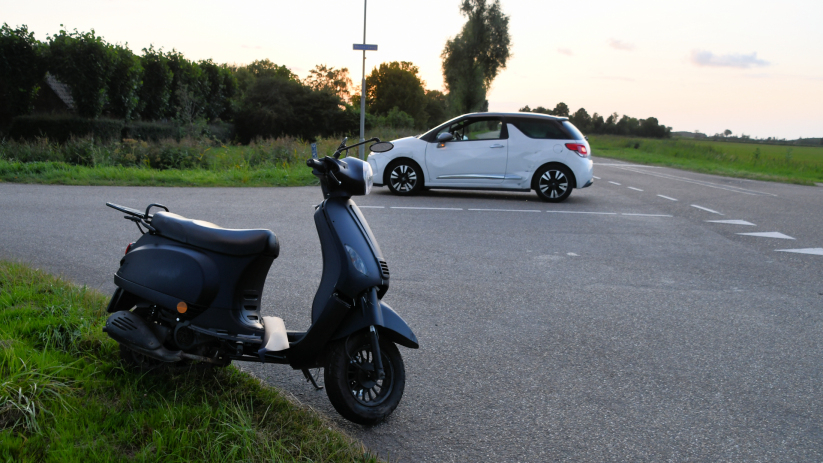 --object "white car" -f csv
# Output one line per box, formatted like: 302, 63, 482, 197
367, 112, 593, 202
